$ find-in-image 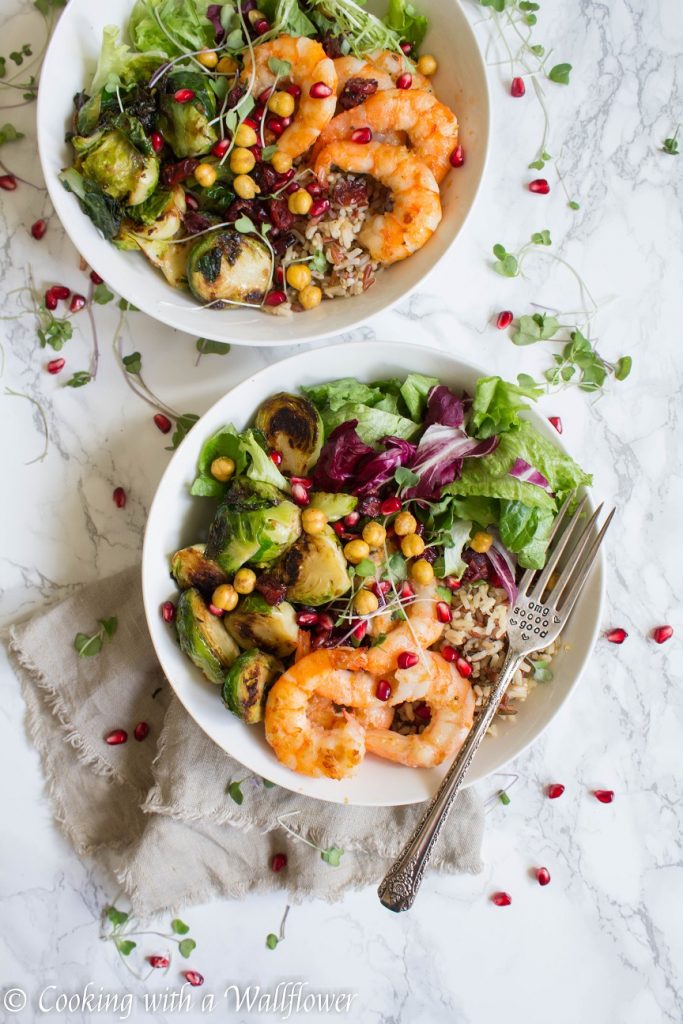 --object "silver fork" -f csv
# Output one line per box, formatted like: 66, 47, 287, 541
378, 494, 614, 913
